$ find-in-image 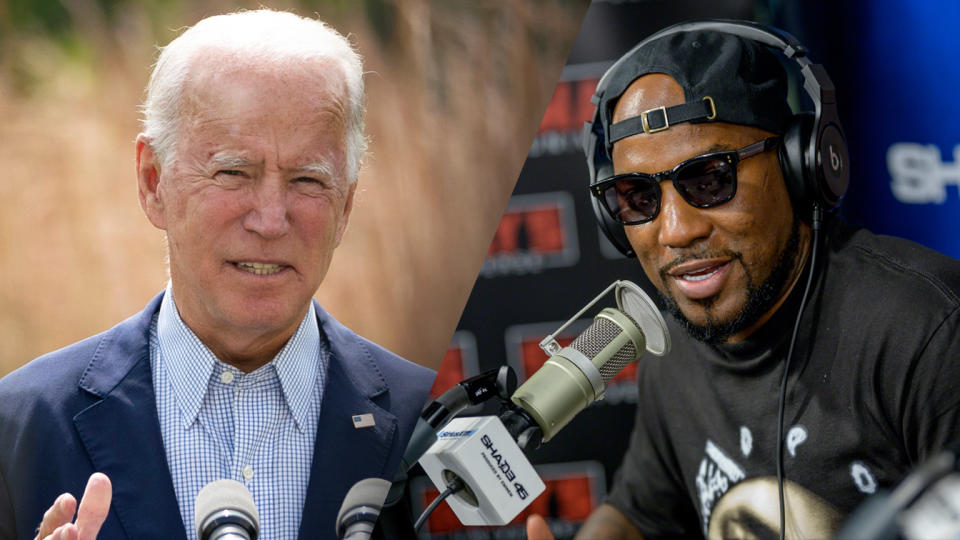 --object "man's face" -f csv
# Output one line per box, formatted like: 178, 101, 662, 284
138, 57, 355, 358
611, 74, 807, 343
